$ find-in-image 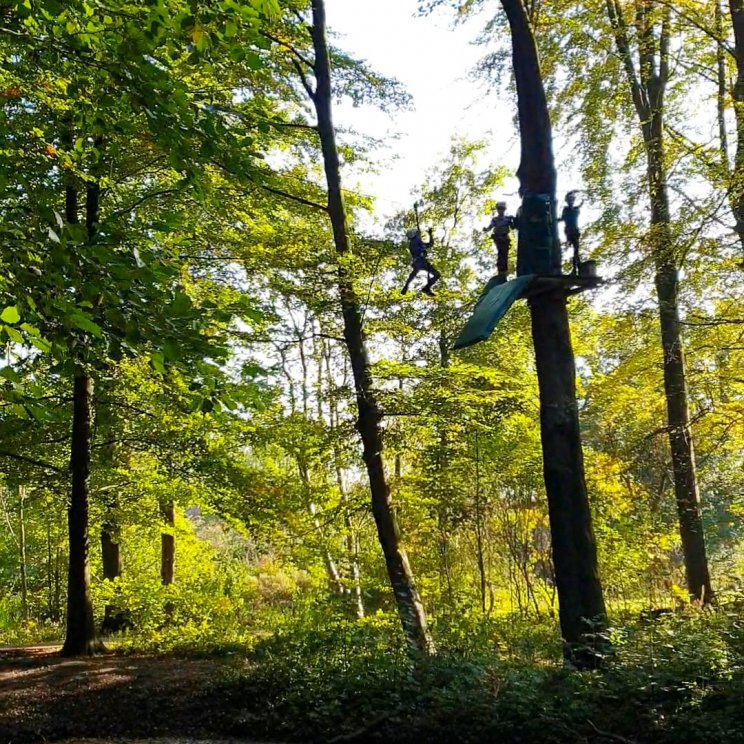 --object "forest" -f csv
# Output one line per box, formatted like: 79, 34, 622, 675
0, 0, 743, 742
